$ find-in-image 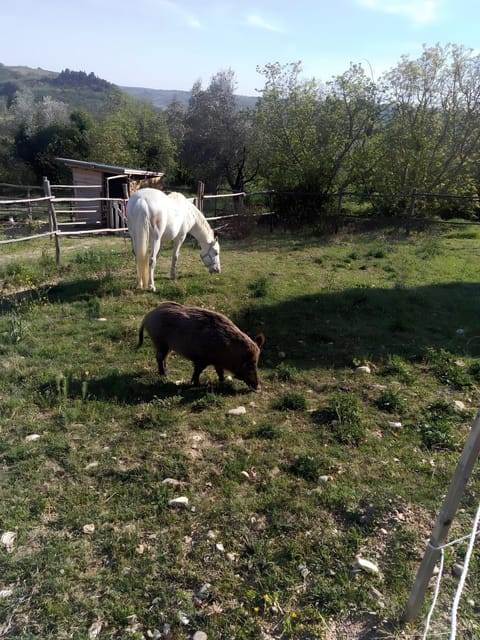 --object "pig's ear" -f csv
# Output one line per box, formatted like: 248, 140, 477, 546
254, 333, 265, 349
